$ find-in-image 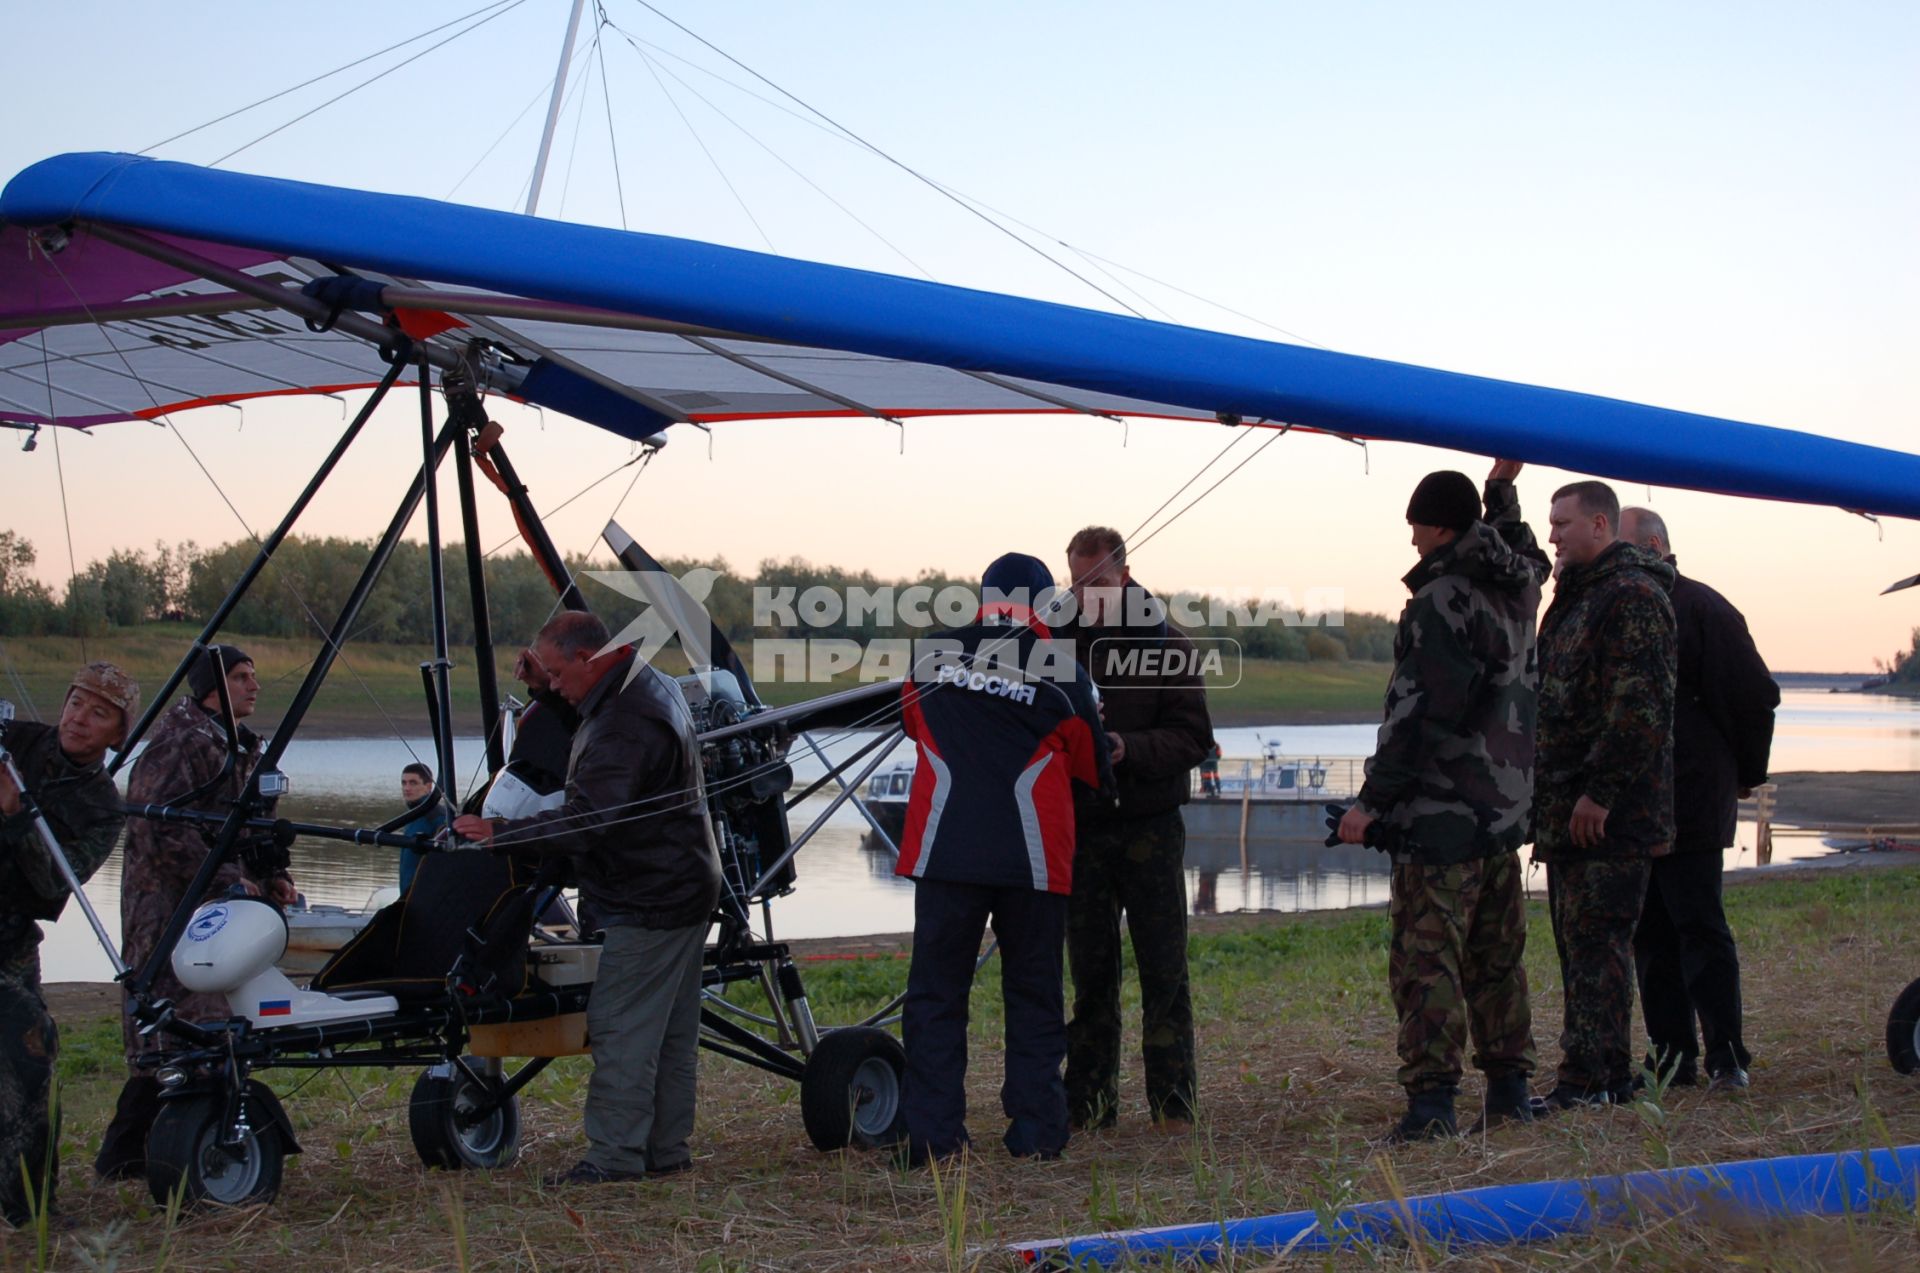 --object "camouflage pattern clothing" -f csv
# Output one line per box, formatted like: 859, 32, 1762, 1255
1356, 479, 1546, 1100
1548, 858, 1651, 1092
118, 698, 282, 1056
1356, 478, 1550, 860
1390, 853, 1536, 1093
0, 719, 127, 1226
1065, 809, 1195, 1126
1533, 539, 1676, 1096
1532, 541, 1677, 863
